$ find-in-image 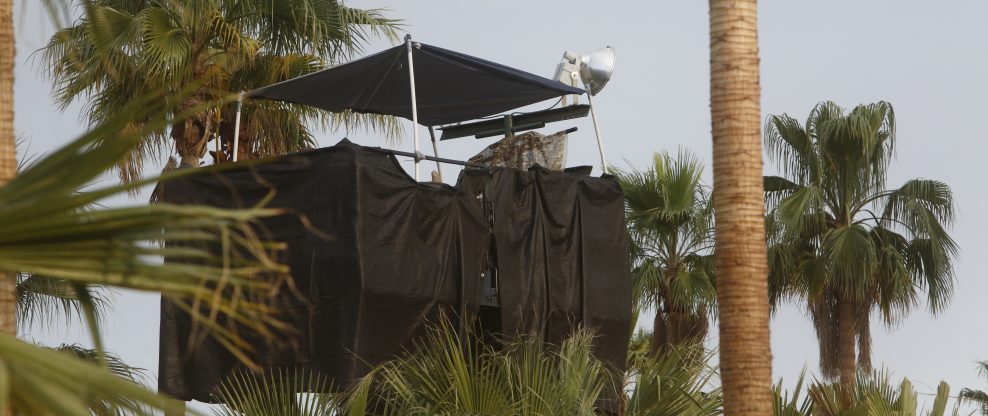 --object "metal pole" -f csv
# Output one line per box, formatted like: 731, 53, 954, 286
232, 91, 244, 162
406, 34, 421, 181
364, 147, 486, 168
585, 92, 608, 174
428, 126, 442, 181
